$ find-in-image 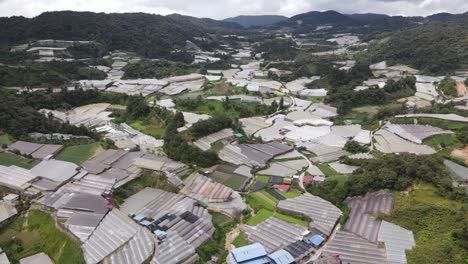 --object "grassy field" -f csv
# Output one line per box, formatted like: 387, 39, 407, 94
212, 212, 235, 228
232, 232, 249, 248
55, 142, 101, 165
423, 134, 463, 150
0, 210, 84, 264
256, 175, 270, 183
129, 119, 165, 139
212, 173, 247, 191
259, 190, 280, 204
245, 208, 309, 227
317, 163, 341, 177
246, 209, 274, 225
281, 191, 302, 199
0, 152, 39, 169
0, 134, 12, 146
210, 142, 225, 154
176, 100, 272, 119
383, 185, 467, 264
274, 212, 309, 227
246, 192, 277, 212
